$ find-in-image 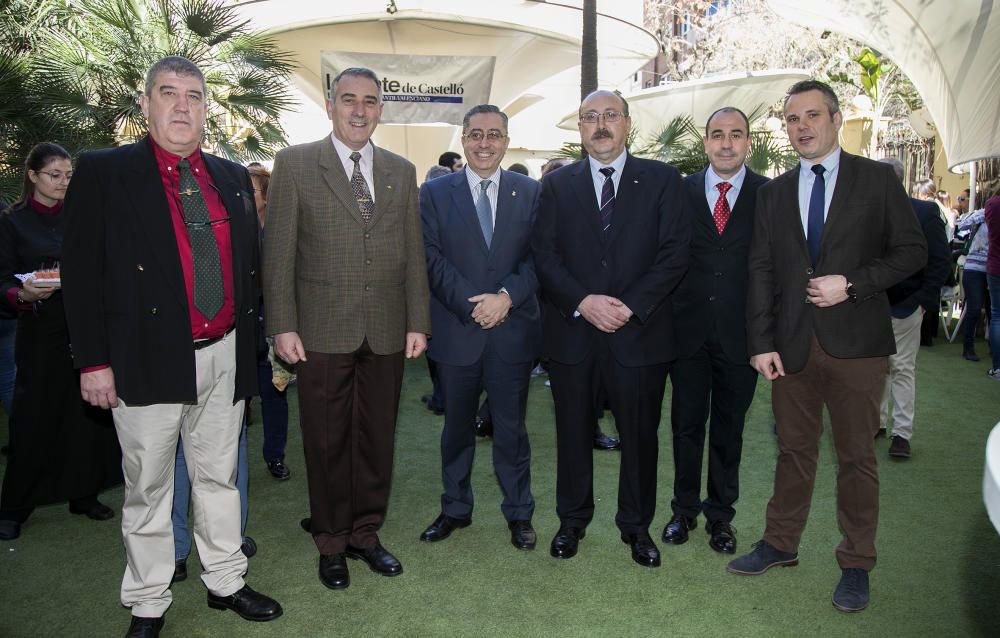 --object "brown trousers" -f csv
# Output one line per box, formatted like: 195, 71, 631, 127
297, 339, 404, 555
764, 336, 887, 571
